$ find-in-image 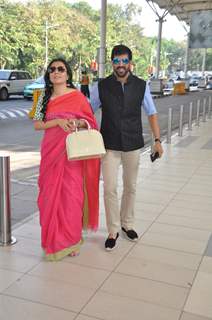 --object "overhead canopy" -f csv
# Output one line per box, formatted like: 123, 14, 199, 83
149, 0, 212, 24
